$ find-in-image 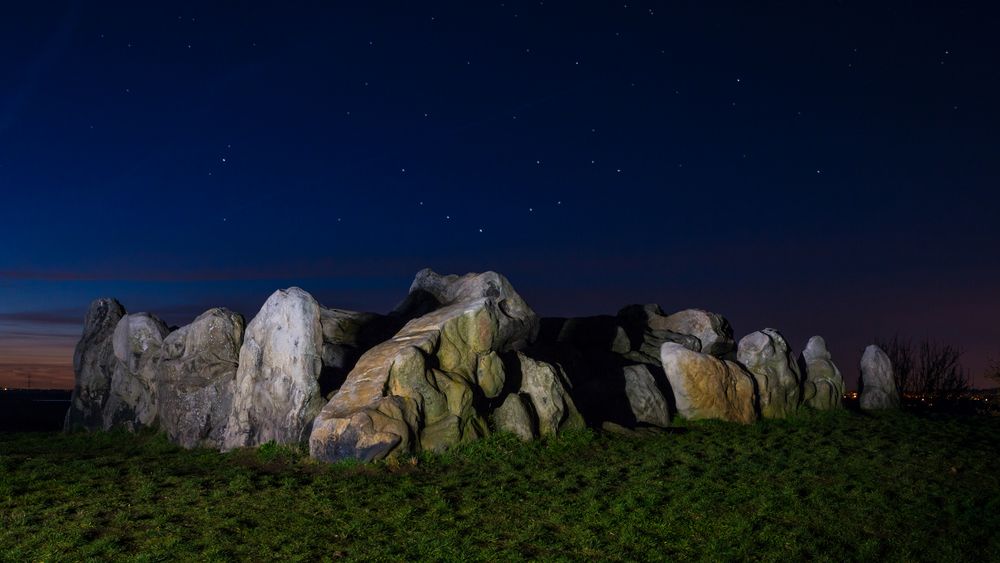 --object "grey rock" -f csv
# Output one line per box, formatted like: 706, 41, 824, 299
656, 308, 735, 357
103, 313, 170, 431
860, 344, 899, 410
156, 308, 244, 448
223, 287, 325, 449
64, 298, 127, 431
622, 364, 671, 427
492, 393, 535, 440
617, 304, 701, 365
799, 336, 844, 410
516, 352, 585, 436
737, 329, 801, 419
